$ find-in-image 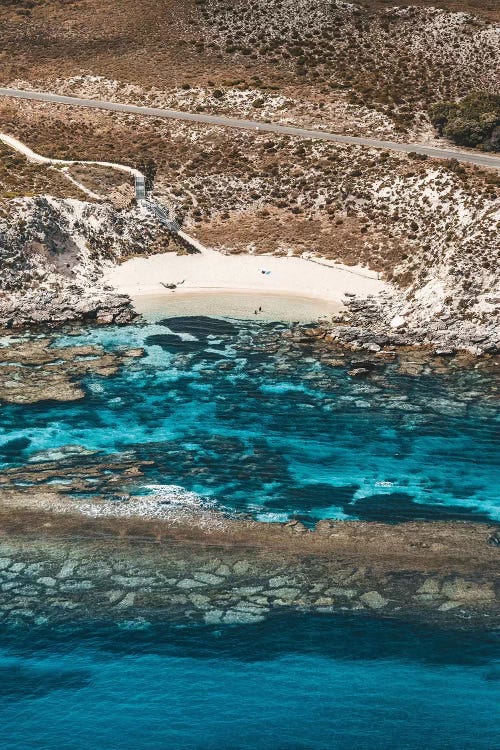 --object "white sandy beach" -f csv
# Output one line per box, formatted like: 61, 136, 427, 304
104, 246, 388, 313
